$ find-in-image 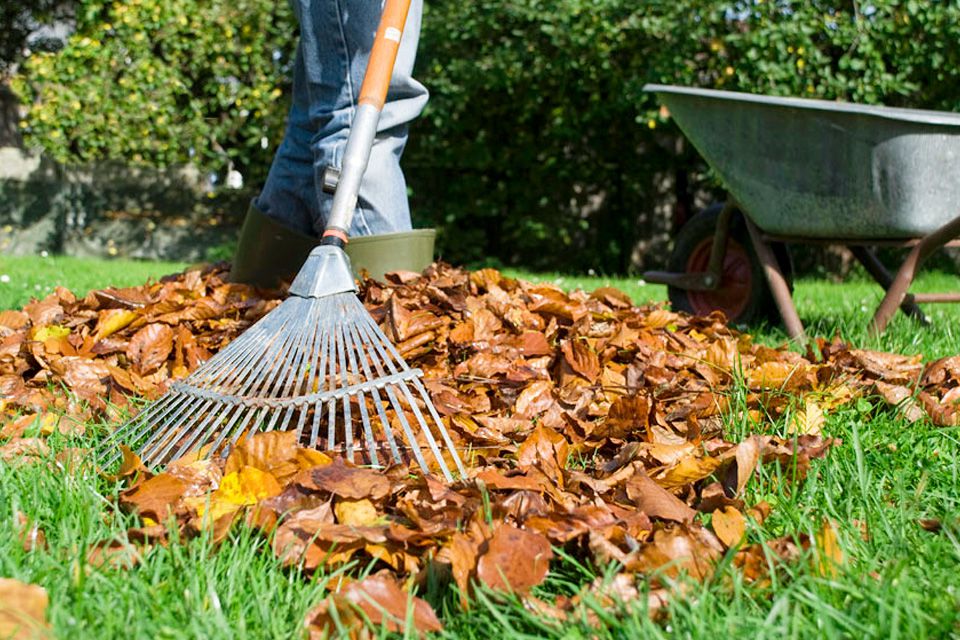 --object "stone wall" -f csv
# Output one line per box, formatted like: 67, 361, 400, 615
0, 146, 246, 261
